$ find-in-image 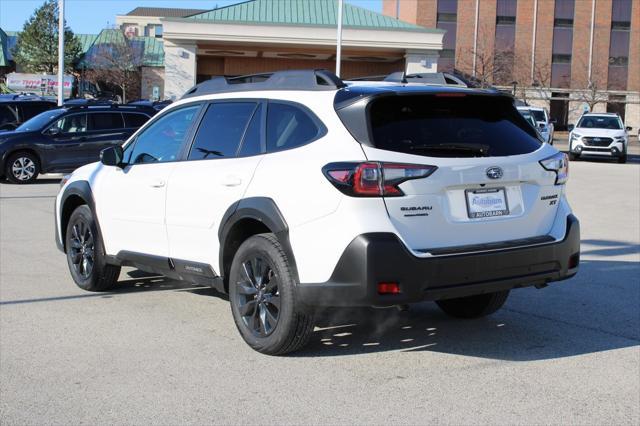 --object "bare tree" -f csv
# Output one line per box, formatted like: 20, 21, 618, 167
457, 24, 515, 88
84, 31, 144, 103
